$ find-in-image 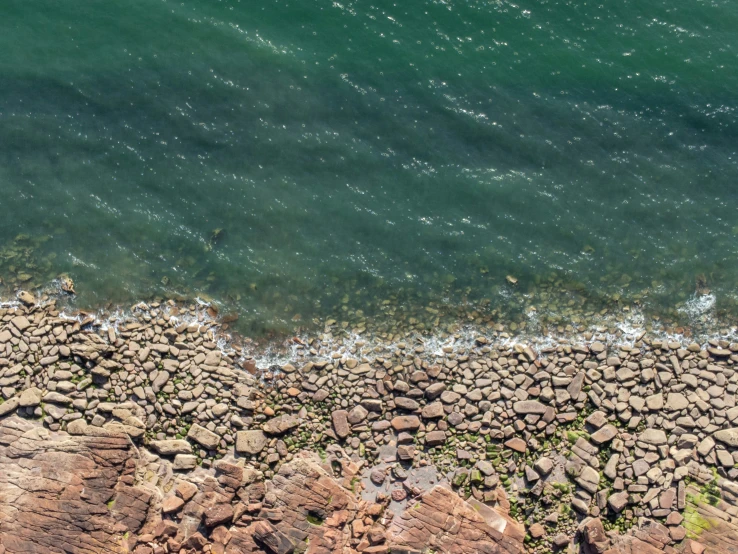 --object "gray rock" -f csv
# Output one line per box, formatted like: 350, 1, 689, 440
425, 430, 446, 446
394, 397, 420, 411
512, 400, 547, 414
639, 429, 667, 446
187, 423, 220, 450
173, 454, 198, 470
18, 387, 42, 407
534, 457, 554, 476
347, 405, 368, 424
236, 430, 268, 454
714, 428, 738, 447
590, 424, 618, 445
421, 402, 445, 419
608, 491, 629, 513
665, 393, 689, 412
331, 410, 351, 439
262, 414, 299, 435
150, 439, 193, 456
